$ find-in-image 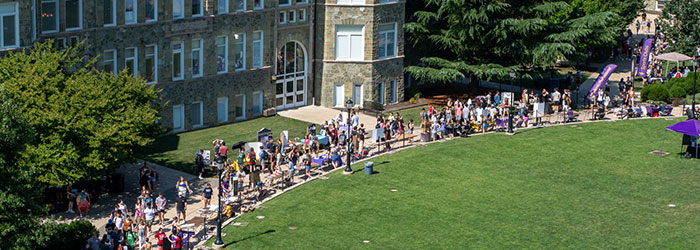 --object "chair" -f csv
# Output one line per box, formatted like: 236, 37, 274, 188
645, 106, 653, 117
565, 110, 578, 123
661, 106, 673, 116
